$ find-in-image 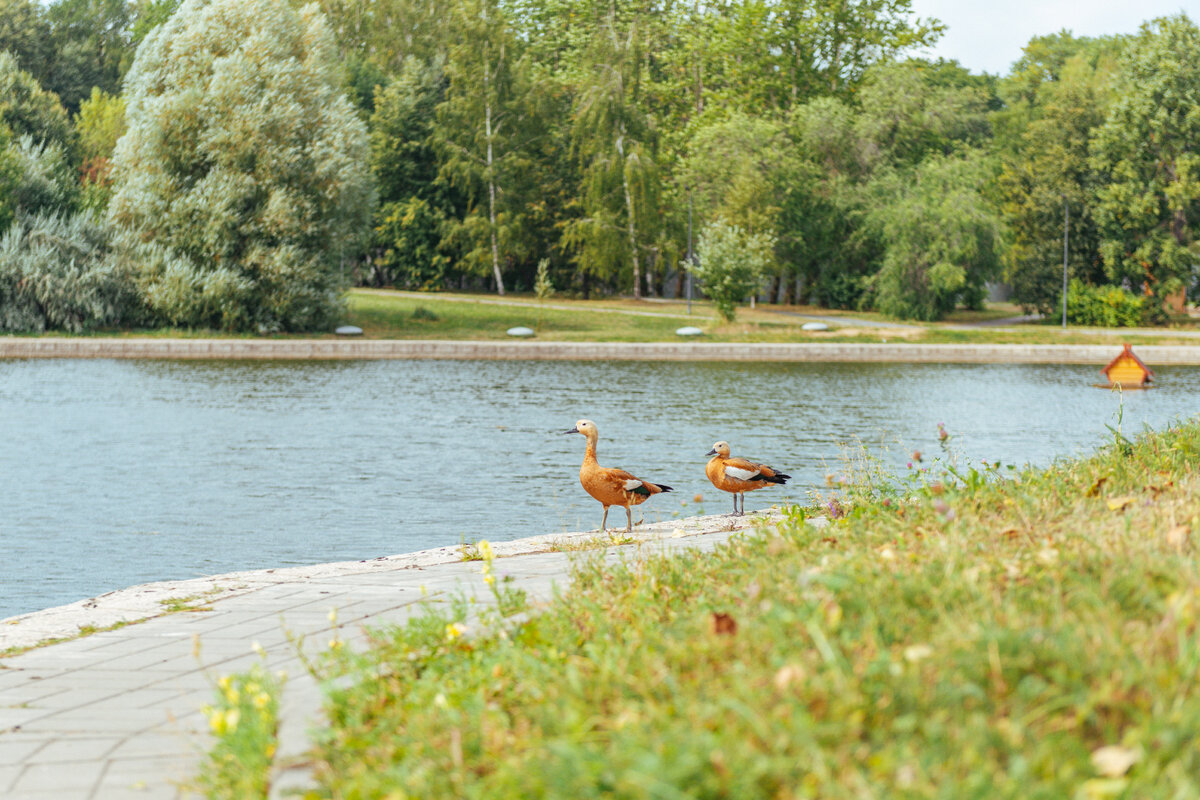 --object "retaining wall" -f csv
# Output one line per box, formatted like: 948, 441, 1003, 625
5, 337, 1200, 364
